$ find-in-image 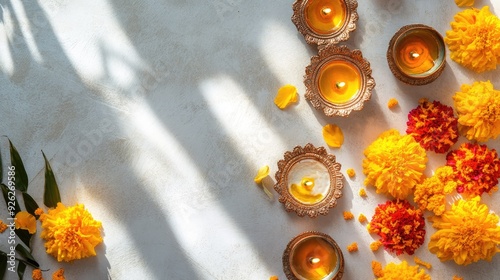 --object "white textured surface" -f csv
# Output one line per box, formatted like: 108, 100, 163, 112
0, 0, 500, 279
